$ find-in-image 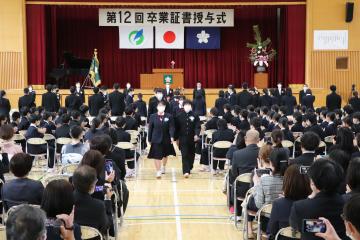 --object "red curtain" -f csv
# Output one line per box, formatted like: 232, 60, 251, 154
26, 5, 306, 88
